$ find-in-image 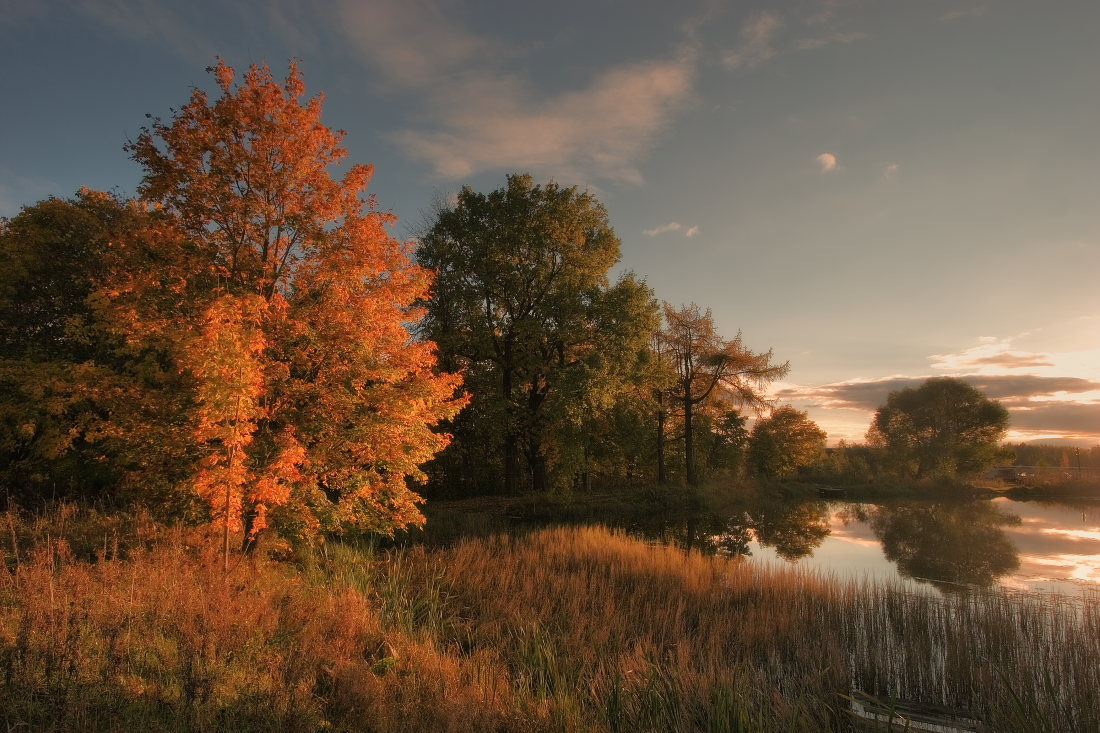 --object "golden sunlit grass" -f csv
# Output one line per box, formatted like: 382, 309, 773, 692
1, 509, 1097, 731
